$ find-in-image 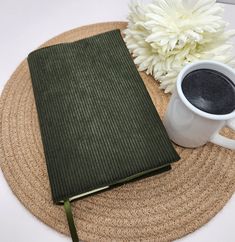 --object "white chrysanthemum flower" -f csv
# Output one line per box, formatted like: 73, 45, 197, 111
123, 0, 235, 93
